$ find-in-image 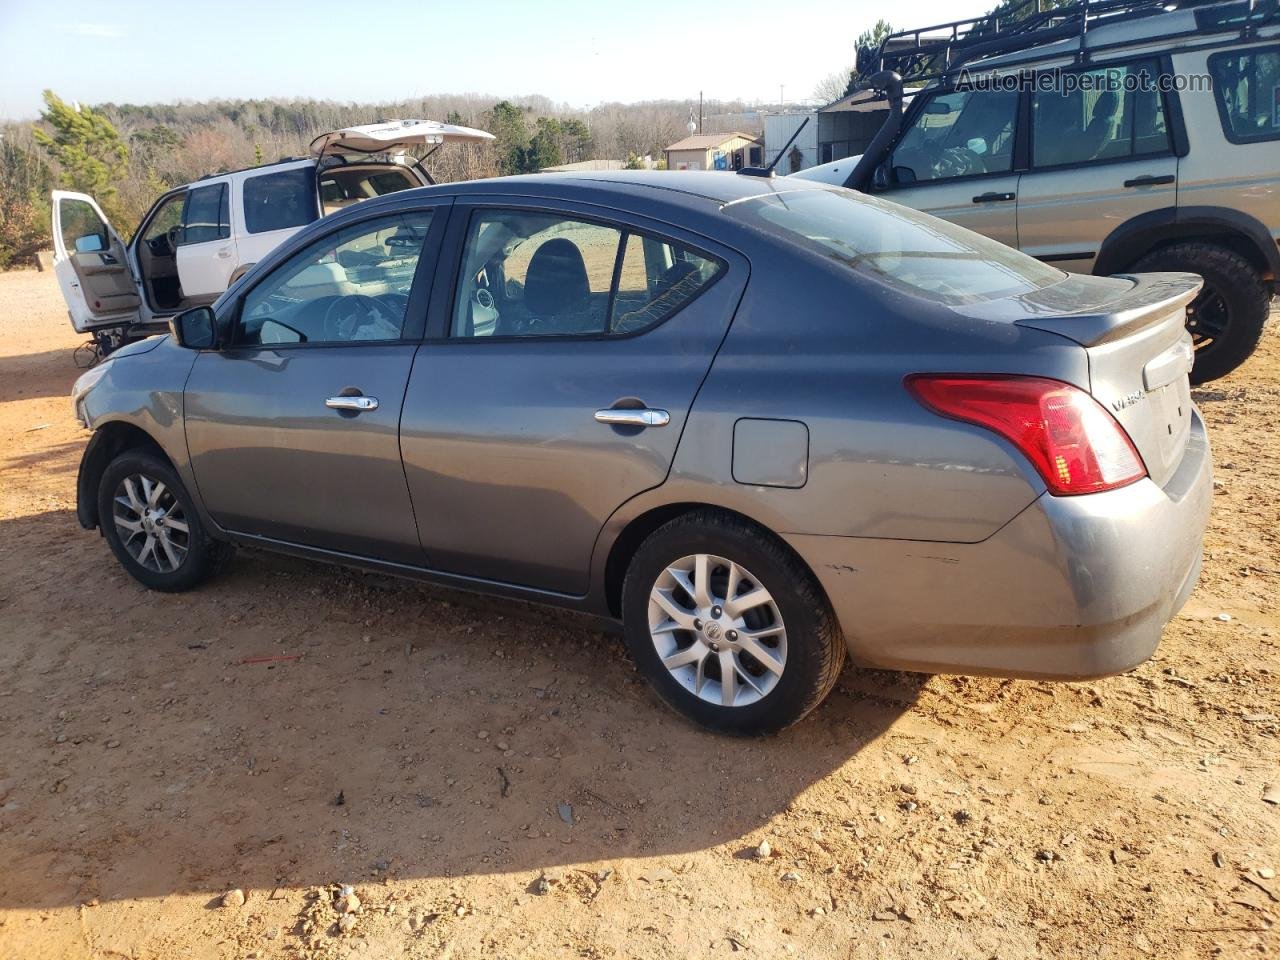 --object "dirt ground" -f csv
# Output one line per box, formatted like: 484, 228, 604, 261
0, 269, 1276, 960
